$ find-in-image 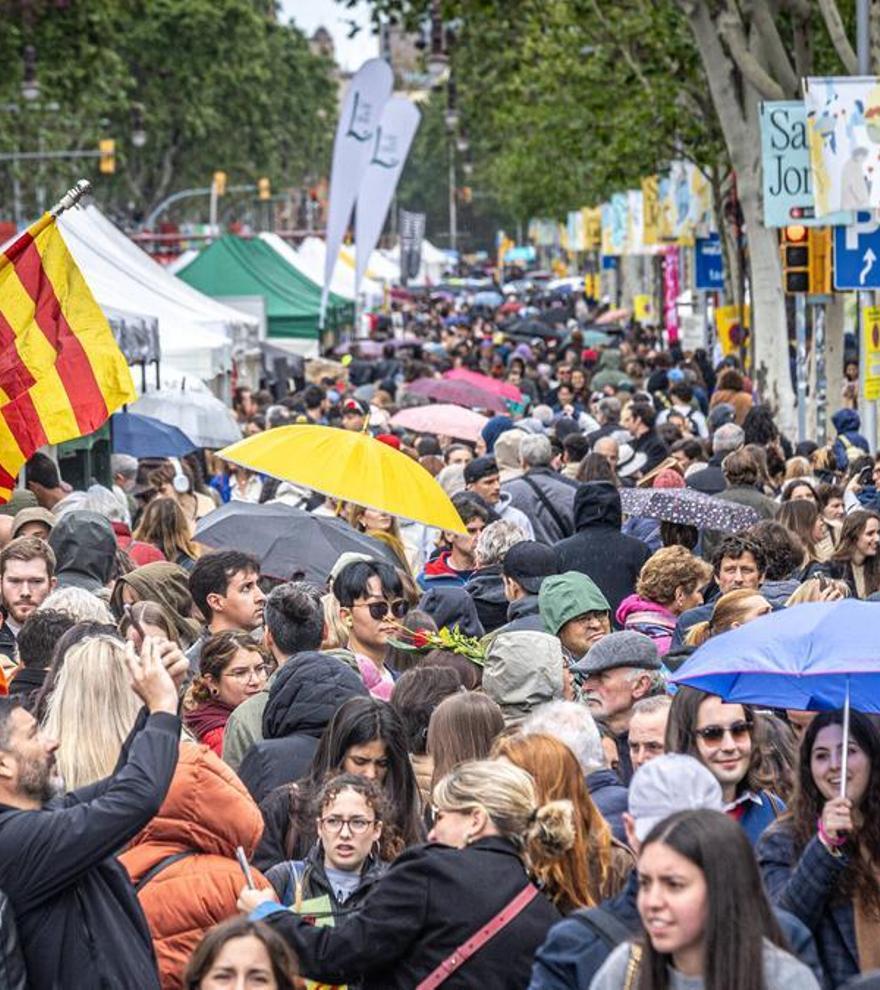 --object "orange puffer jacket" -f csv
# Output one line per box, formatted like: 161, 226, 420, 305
120, 743, 272, 990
